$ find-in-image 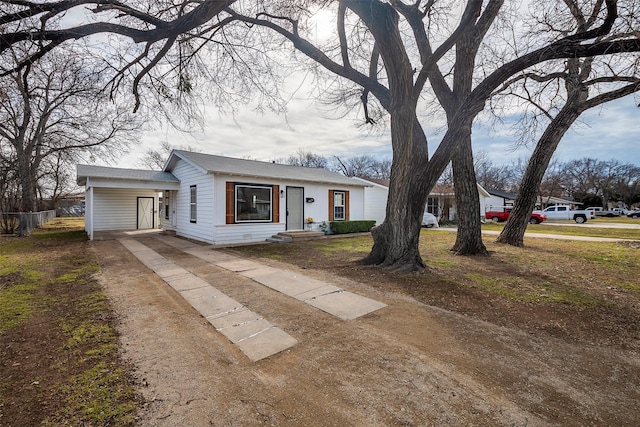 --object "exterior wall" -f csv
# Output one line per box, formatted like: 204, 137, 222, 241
485, 195, 510, 211
92, 188, 159, 231
211, 174, 365, 243
85, 187, 93, 239
478, 195, 488, 219
361, 183, 488, 224
363, 185, 388, 226
170, 160, 215, 243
